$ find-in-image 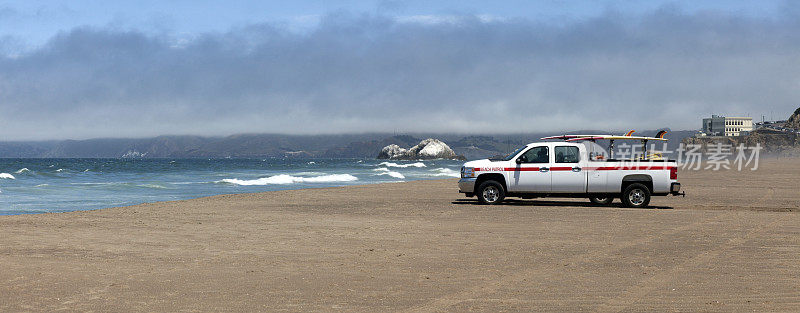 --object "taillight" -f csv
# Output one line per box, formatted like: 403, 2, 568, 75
670, 167, 677, 180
